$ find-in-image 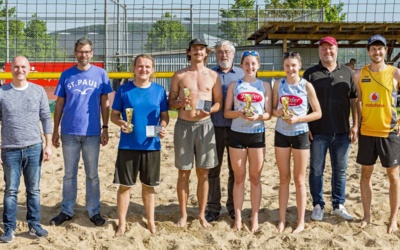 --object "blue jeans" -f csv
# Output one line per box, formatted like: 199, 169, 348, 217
309, 133, 350, 209
1, 143, 43, 230
61, 135, 101, 217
